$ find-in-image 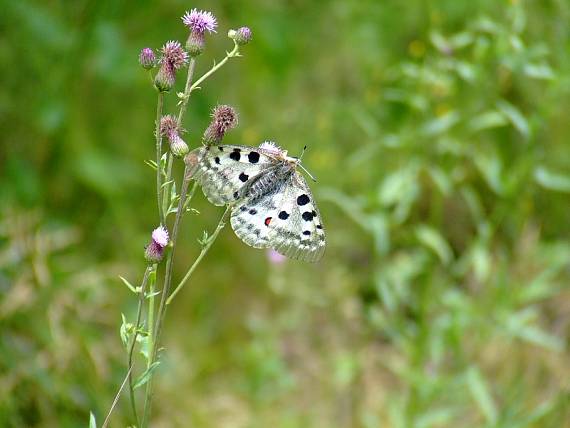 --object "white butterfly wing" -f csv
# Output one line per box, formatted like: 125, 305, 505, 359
192, 145, 277, 206
230, 172, 326, 262
267, 172, 326, 262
